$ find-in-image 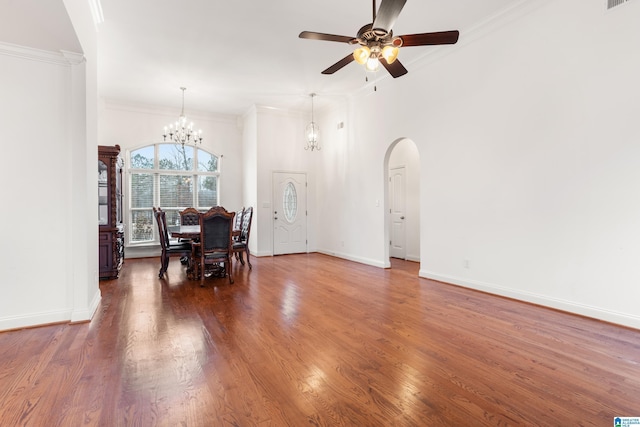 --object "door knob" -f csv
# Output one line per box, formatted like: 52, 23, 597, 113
274, 216, 278, 220
400, 216, 405, 220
